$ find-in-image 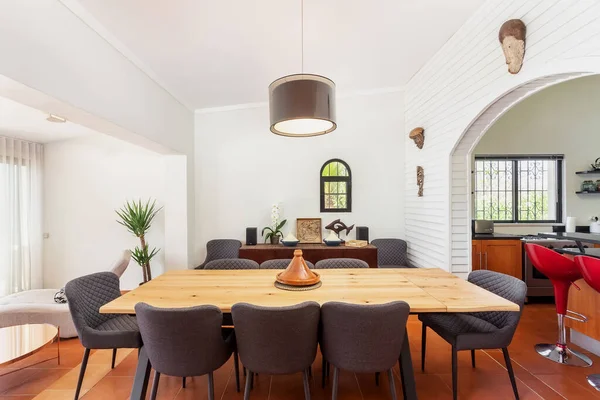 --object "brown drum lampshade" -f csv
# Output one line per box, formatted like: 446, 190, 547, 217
269, 74, 336, 137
